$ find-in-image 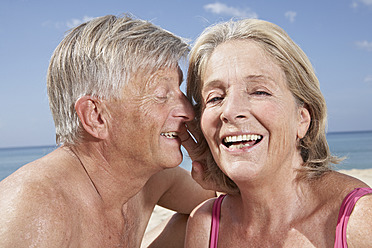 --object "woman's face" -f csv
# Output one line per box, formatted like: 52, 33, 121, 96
200, 40, 310, 183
